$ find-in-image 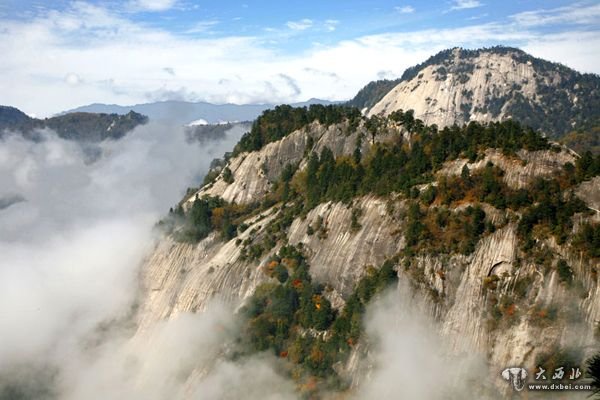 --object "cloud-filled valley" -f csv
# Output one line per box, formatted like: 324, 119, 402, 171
0, 123, 245, 397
